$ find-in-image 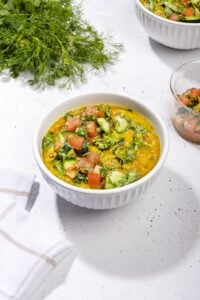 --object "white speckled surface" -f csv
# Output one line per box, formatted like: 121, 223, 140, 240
0, 0, 200, 299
